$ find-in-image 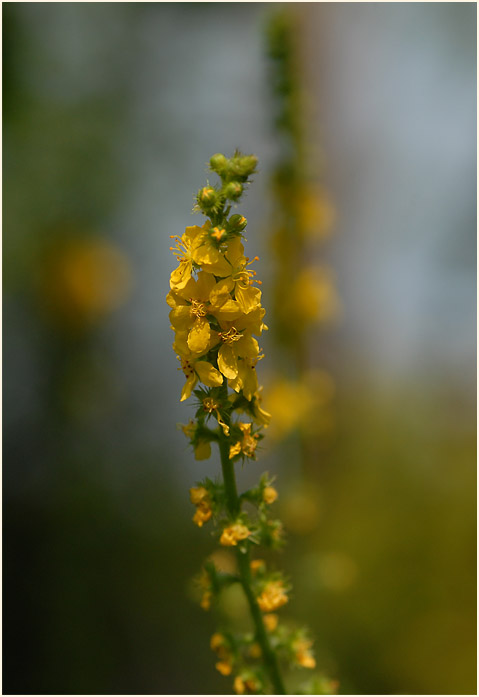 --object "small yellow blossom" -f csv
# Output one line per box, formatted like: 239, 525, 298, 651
263, 613, 279, 632
194, 440, 211, 461
190, 486, 213, 527
220, 522, 251, 547
233, 675, 260, 694
168, 271, 242, 356
192, 506, 212, 527
263, 486, 278, 505
175, 351, 223, 402
210, 633, 225, 651
200, 590, 212, 611
257, 580, 288, 612
169, 226, 205, 290
233, 676, 245, 694
202, 397, 230, 436
250, 559, 265, 574
215, 660, 233, 676
229, 422, 259, 460
292, 637, 316, 669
